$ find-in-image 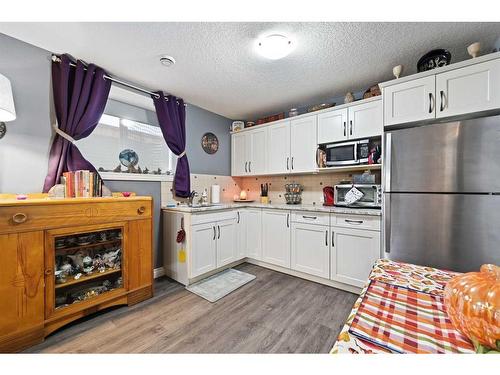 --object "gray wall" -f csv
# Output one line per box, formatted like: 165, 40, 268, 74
0, 32, 233, 194
0, 33, 52, 193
